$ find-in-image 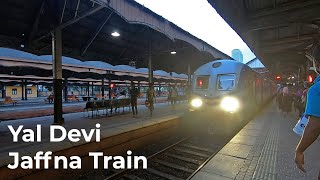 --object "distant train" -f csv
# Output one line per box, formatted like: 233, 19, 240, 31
188, 60, 277, 124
